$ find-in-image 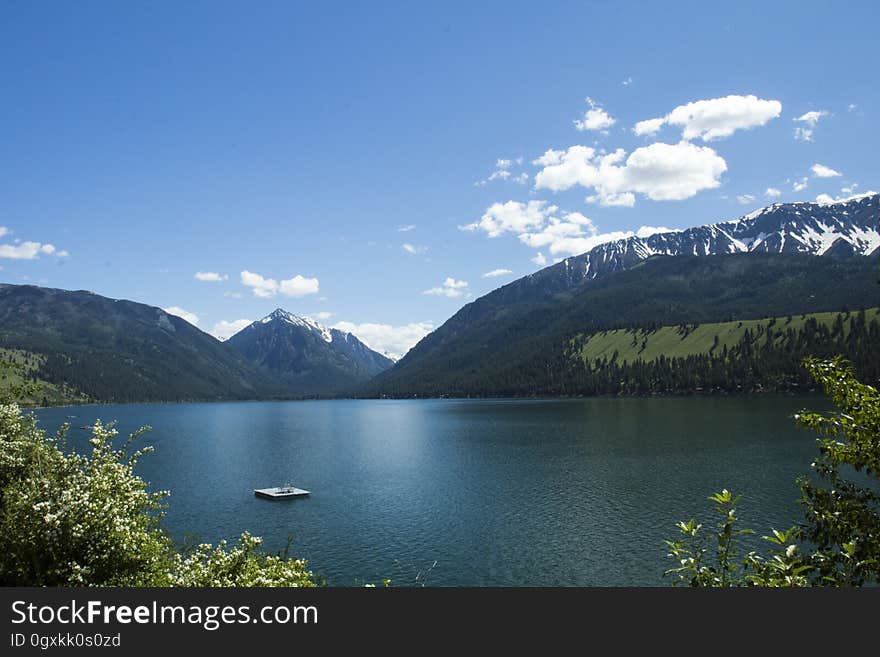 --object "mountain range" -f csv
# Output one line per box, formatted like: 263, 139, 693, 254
1, 194, 878, 403
226, 309, 393, 395
0, 289, 392, 403
367, 194, 880, 396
